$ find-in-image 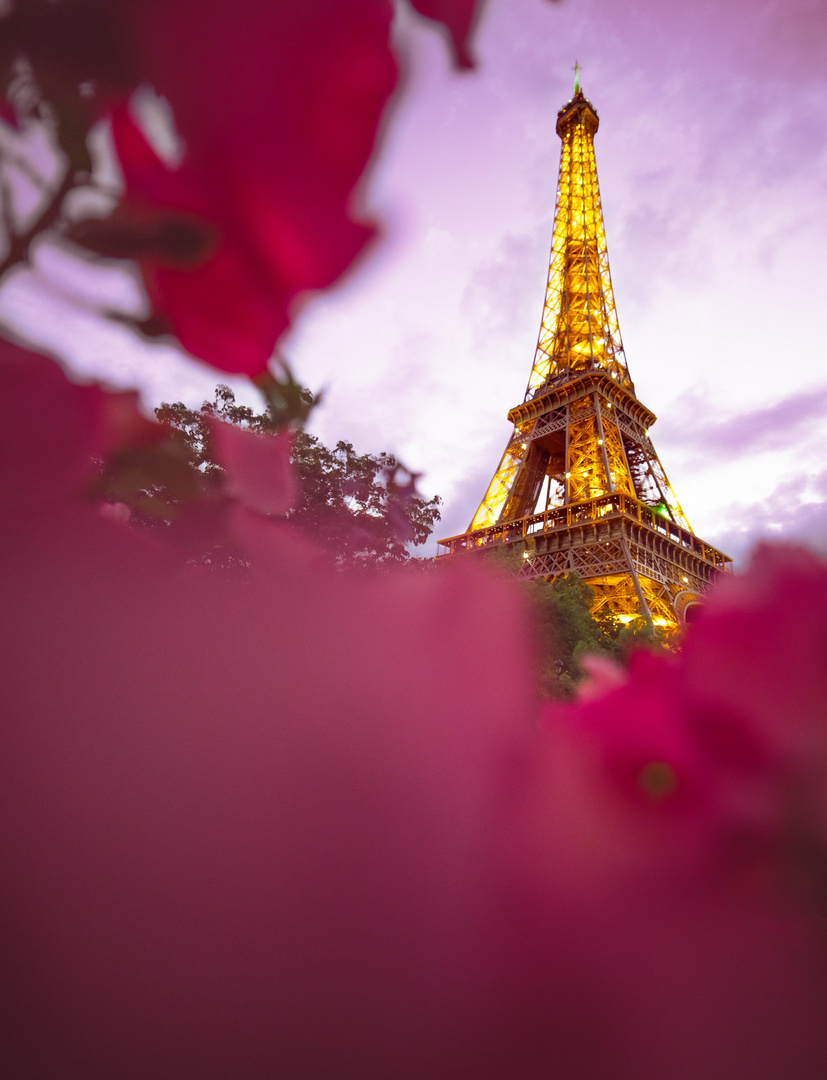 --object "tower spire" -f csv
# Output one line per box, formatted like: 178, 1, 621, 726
573, 59, 581, 95
438, 86, 730, 629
